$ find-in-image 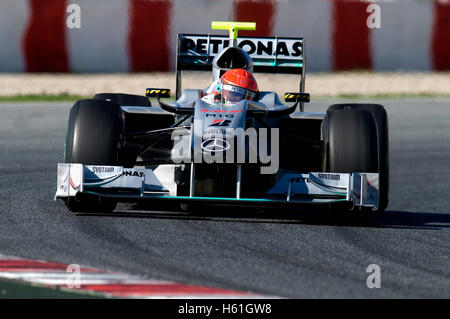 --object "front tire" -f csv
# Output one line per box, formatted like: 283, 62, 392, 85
64, 99, 124, 213
324, 107, 387, 213
327, 104, 389, 213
